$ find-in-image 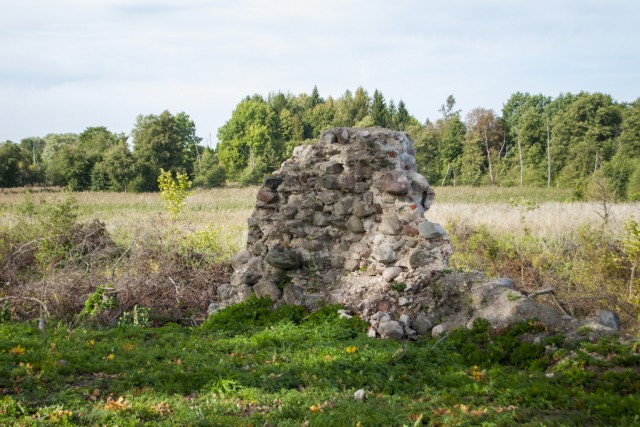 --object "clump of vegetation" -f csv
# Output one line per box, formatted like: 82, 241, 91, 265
157, 168, 192, 220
